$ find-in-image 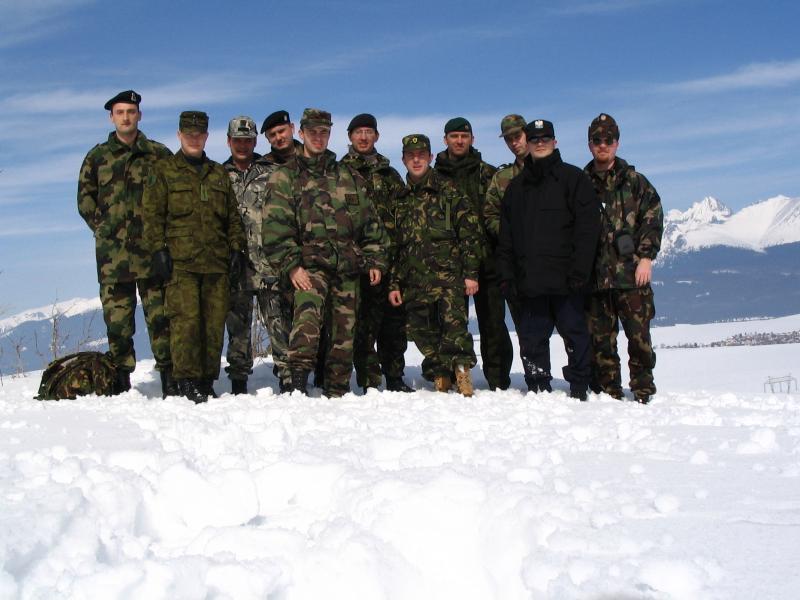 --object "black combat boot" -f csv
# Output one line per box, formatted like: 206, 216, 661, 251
385, 376, 415, 393
115, 369, 132, 395
569, 385, 588, 402
290, 370, 309, 395
231, 378, 248, 395
160, 368, 179, 398
178, 378, 207, 404
199, 378, 218, 398
525, 378, 552, 394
